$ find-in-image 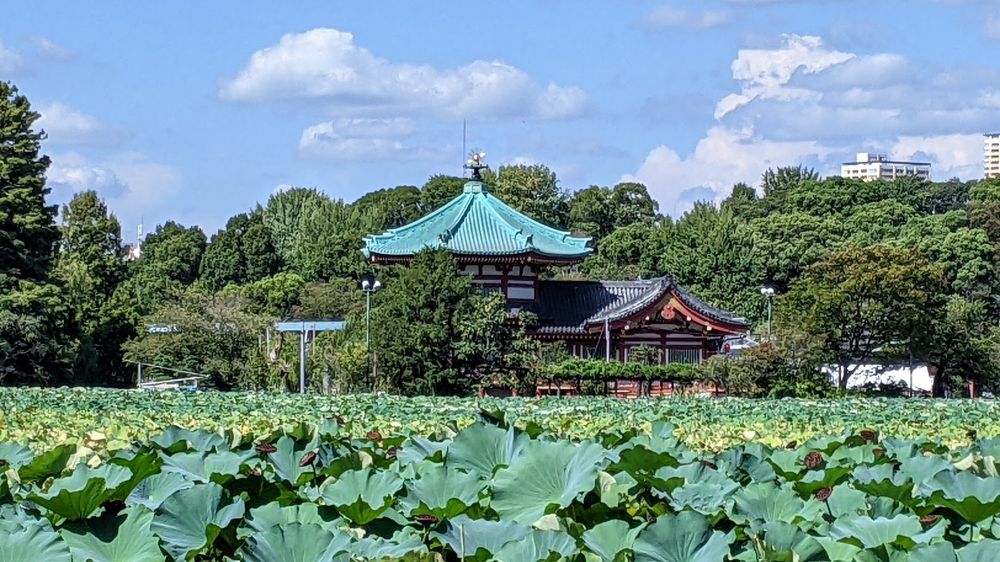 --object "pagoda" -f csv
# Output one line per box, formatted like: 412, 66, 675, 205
362, 157, 748, 365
